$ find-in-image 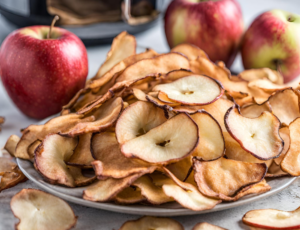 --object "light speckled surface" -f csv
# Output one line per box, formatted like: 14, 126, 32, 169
1, 1, 300, 229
